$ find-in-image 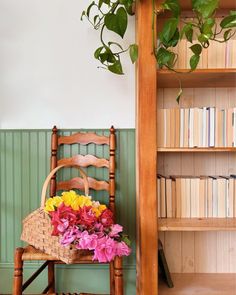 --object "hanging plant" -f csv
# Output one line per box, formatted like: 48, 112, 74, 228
82, 0, 236, 75
81, 0, 137, 74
